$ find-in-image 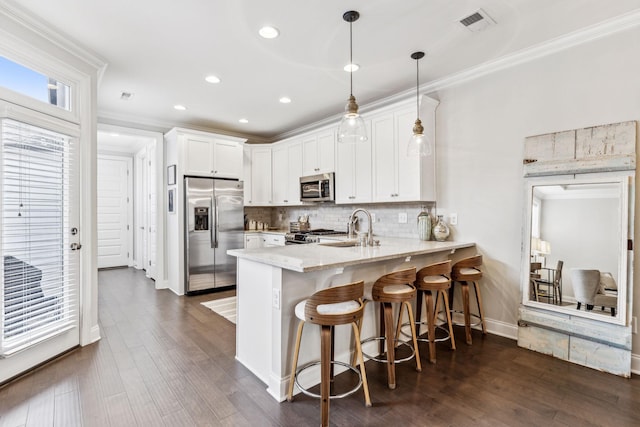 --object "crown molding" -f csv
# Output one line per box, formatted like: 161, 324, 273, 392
271, 8, 640, 142
421, 7, 640, 94
98, 110, 270, 144
1, 1, 106, 74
